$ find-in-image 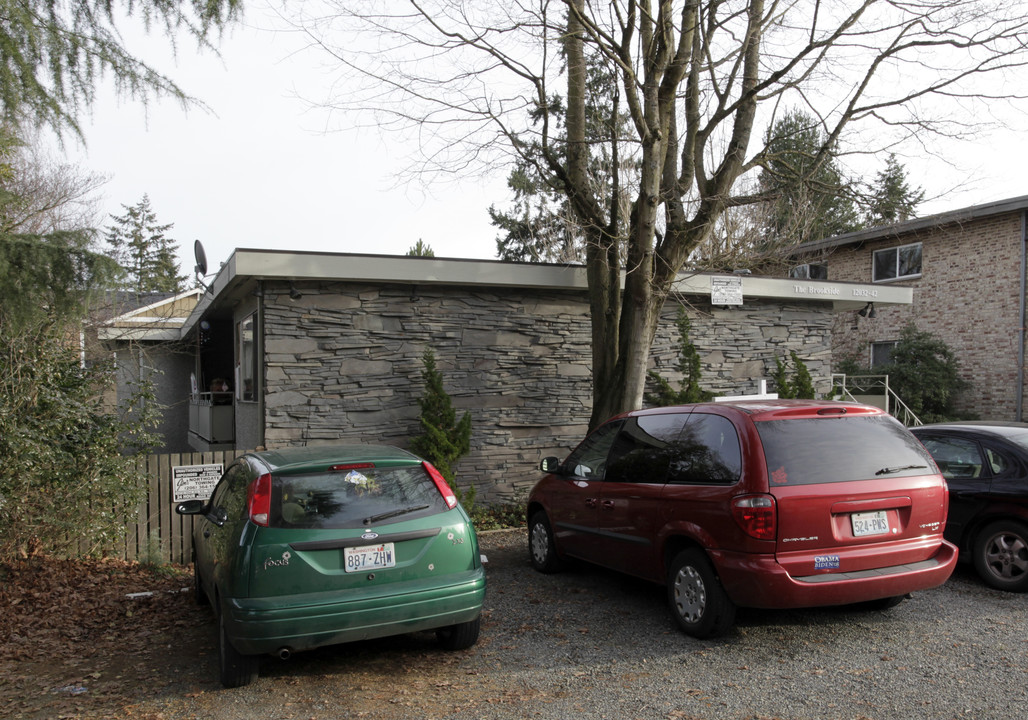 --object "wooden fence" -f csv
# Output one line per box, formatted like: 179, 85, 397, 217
122, 450, 247, 565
